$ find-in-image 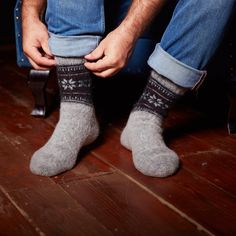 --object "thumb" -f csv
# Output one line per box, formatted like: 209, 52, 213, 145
85, 44, 104, 61
41, 39, 53, 58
